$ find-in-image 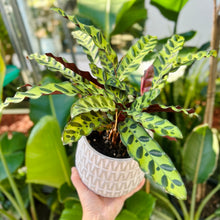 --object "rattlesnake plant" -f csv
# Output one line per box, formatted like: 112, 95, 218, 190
0, 8, 216, 200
